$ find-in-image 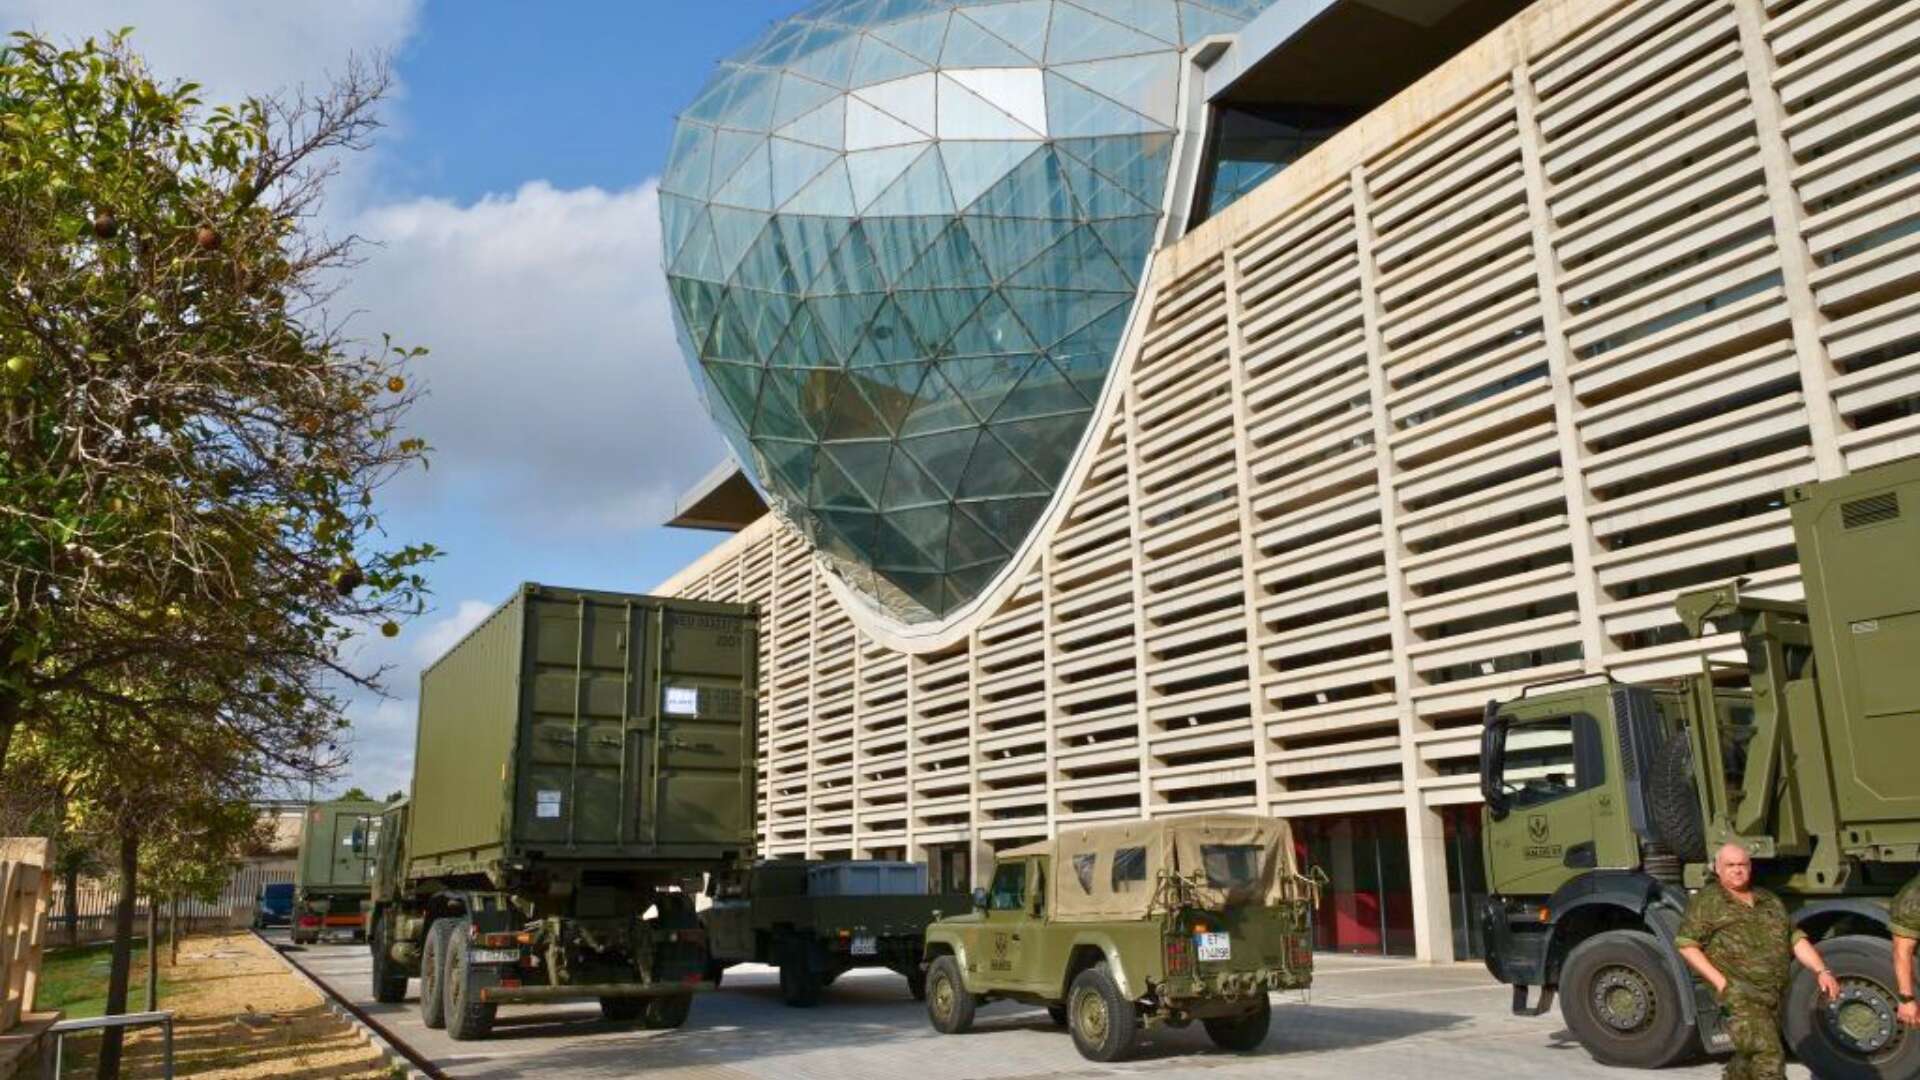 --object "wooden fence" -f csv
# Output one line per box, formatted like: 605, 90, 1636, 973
0, 839, 51, 1035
